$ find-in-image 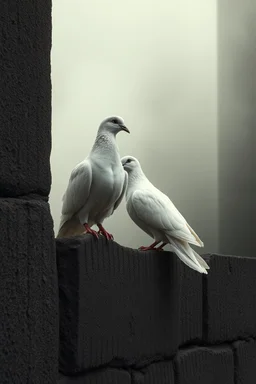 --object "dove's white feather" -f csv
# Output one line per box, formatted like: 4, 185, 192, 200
112, 171, 128, 213
168, 238, 207, 274
60, 161, 92, 222
192, 249, 210, 269
131, 189, 203, 247
57, 116, 129, 238
122, 155, 209, 274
